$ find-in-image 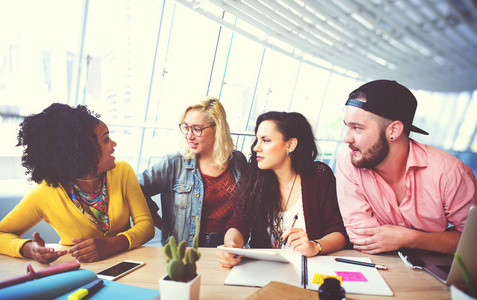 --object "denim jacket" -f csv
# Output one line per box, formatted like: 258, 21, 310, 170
137, 150, 247, 246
